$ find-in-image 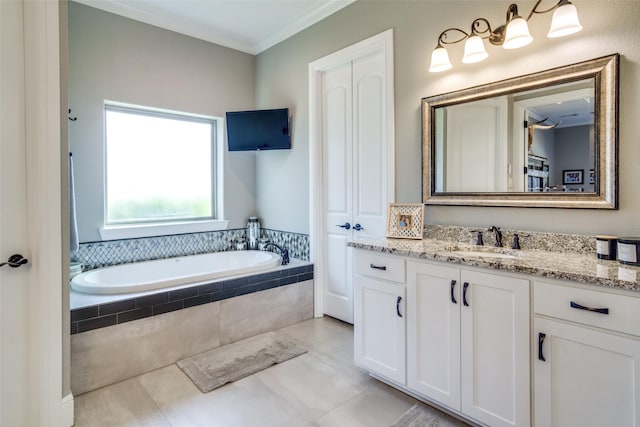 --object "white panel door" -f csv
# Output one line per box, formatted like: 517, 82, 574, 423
0, 1, 30, 424
354, 275, 406, 384
352, 51, 387, 238
320, 39, 391, 324
407, 261, 461, 410
460, 270, 530, 427
323, 62, 354, 322
445, 99, 507, 192
534, 317, 640, 427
